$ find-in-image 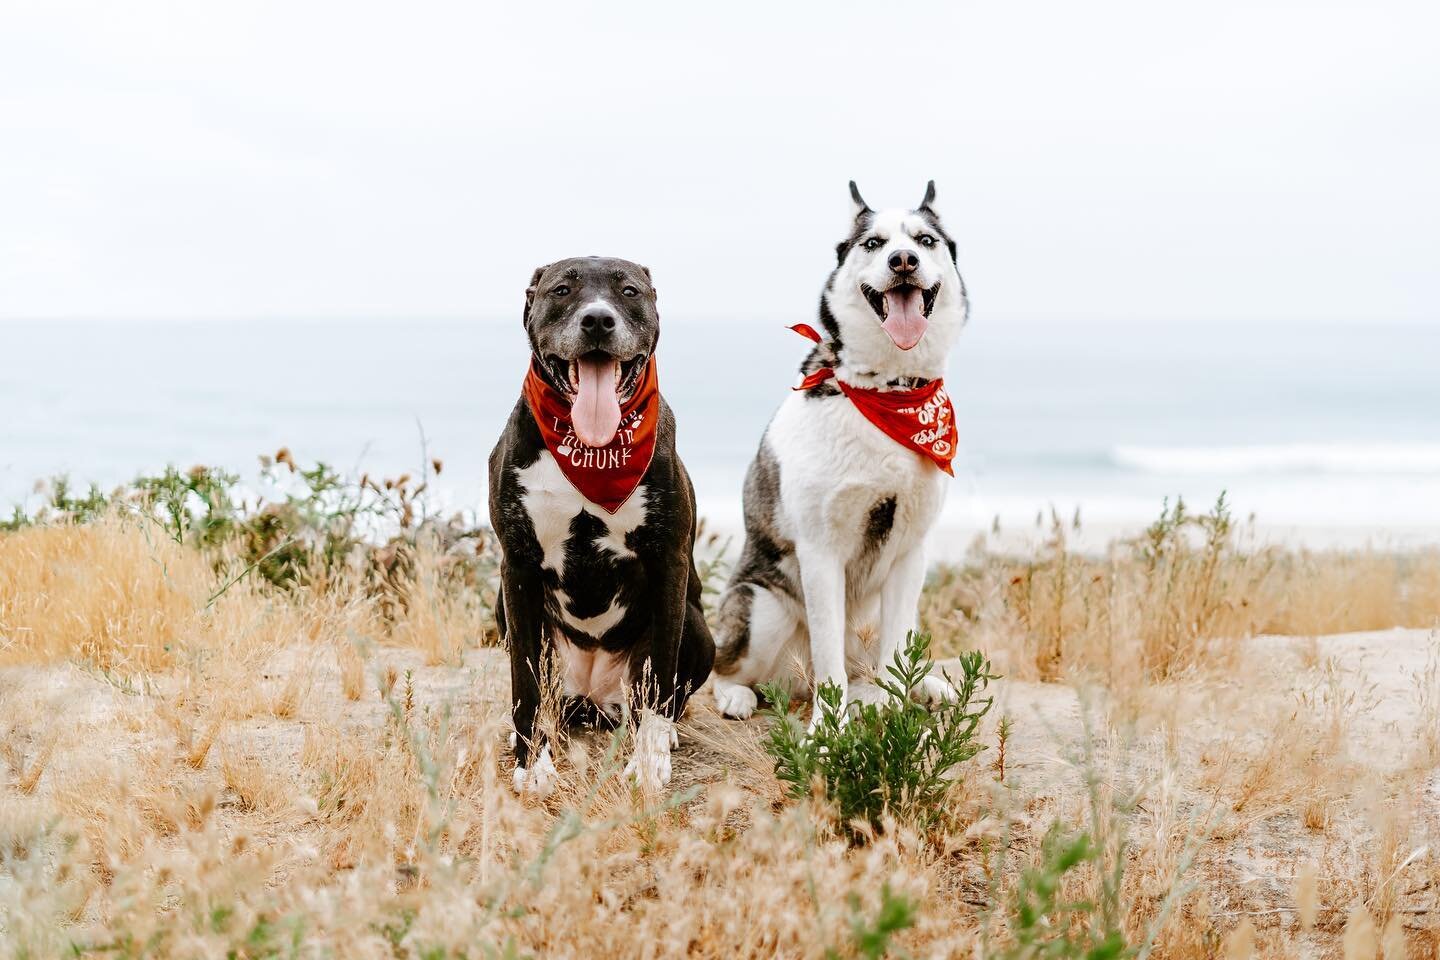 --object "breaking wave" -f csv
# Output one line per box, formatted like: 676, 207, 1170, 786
1111, 443, 1440, 476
